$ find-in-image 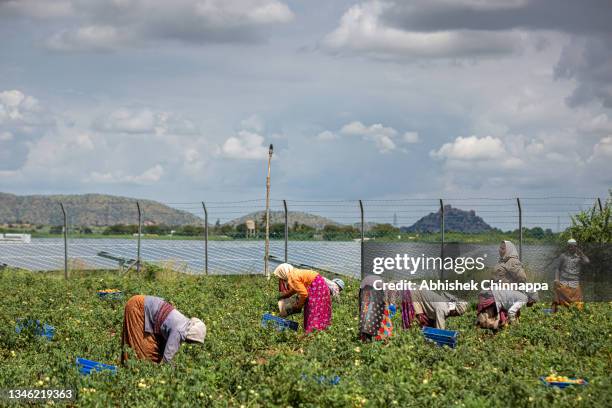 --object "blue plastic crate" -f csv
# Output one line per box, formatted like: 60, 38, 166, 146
422, 327, 458, 348
261, 313, 298, 331
540, 376, 588, 388
97, 290, 123, 300
301, 374, 341, 385
76, 358, 117, 376
15, 319, 54, 341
